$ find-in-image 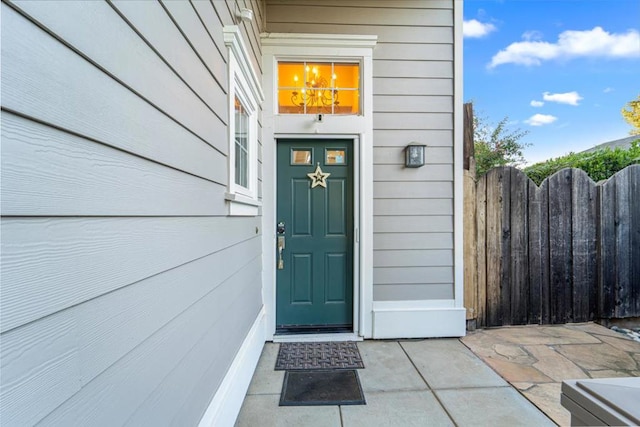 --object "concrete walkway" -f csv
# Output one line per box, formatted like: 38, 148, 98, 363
235, 323, 640, 426
236, 339, 553, 426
